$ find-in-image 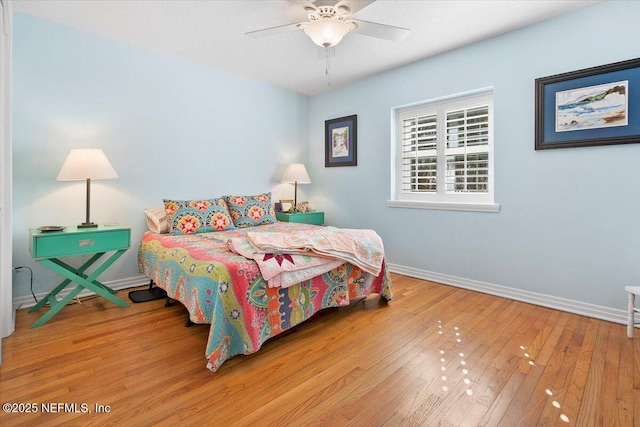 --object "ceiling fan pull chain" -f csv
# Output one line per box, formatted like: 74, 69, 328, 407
325, 46, 331, 86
